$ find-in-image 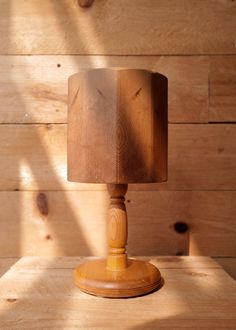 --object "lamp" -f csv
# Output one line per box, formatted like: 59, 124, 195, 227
68, 68, 168, 298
